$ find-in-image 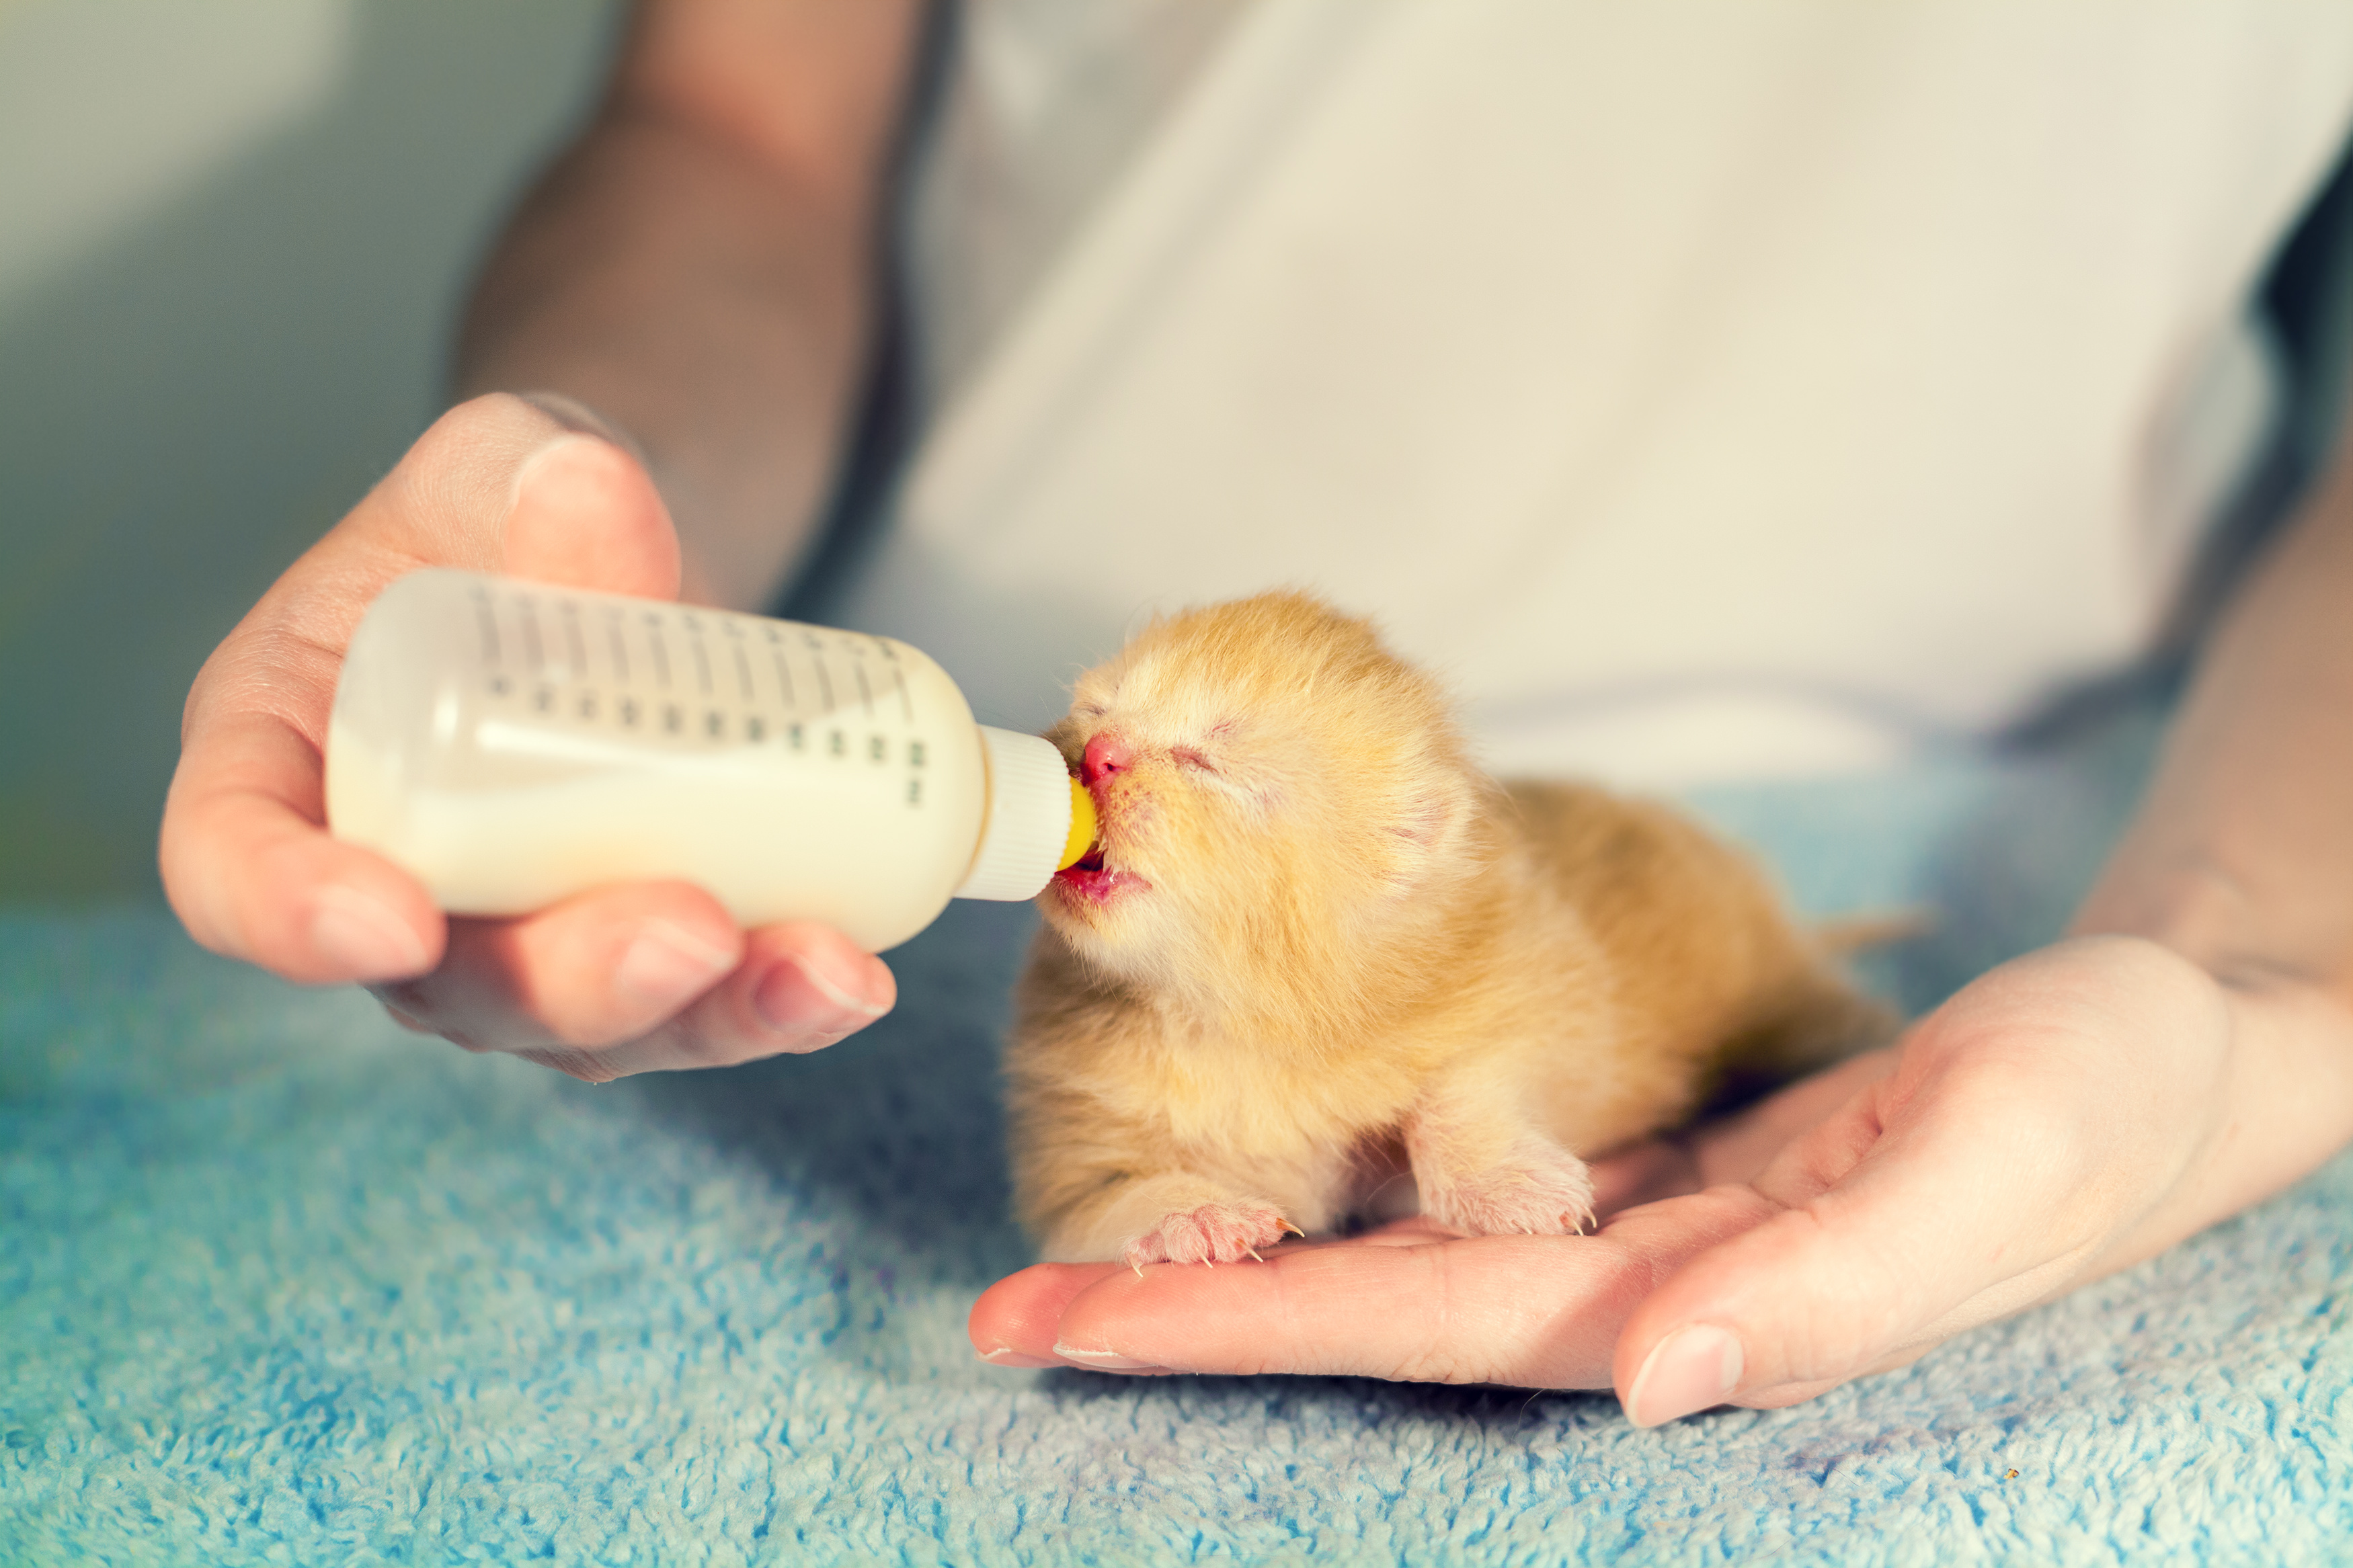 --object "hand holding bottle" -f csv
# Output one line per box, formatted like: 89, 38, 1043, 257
160, 393, 898, 1079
